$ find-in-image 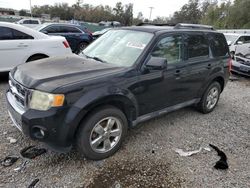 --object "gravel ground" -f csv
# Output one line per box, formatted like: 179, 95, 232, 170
0, 74, 250, 188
